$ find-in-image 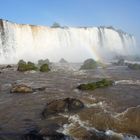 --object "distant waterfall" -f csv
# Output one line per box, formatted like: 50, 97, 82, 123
0, 19, 137, 64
